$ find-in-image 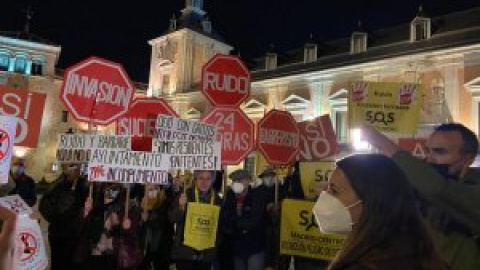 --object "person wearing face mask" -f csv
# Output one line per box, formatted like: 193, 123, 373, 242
76, 183, 143, 270
8, 157, 37, 207
168, 170, 222, 270
313, 154, 449, 270
38, 163, 89, 270
362, 123, 480, 270
219, 169, 269, 270
139, 184, 174, 270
